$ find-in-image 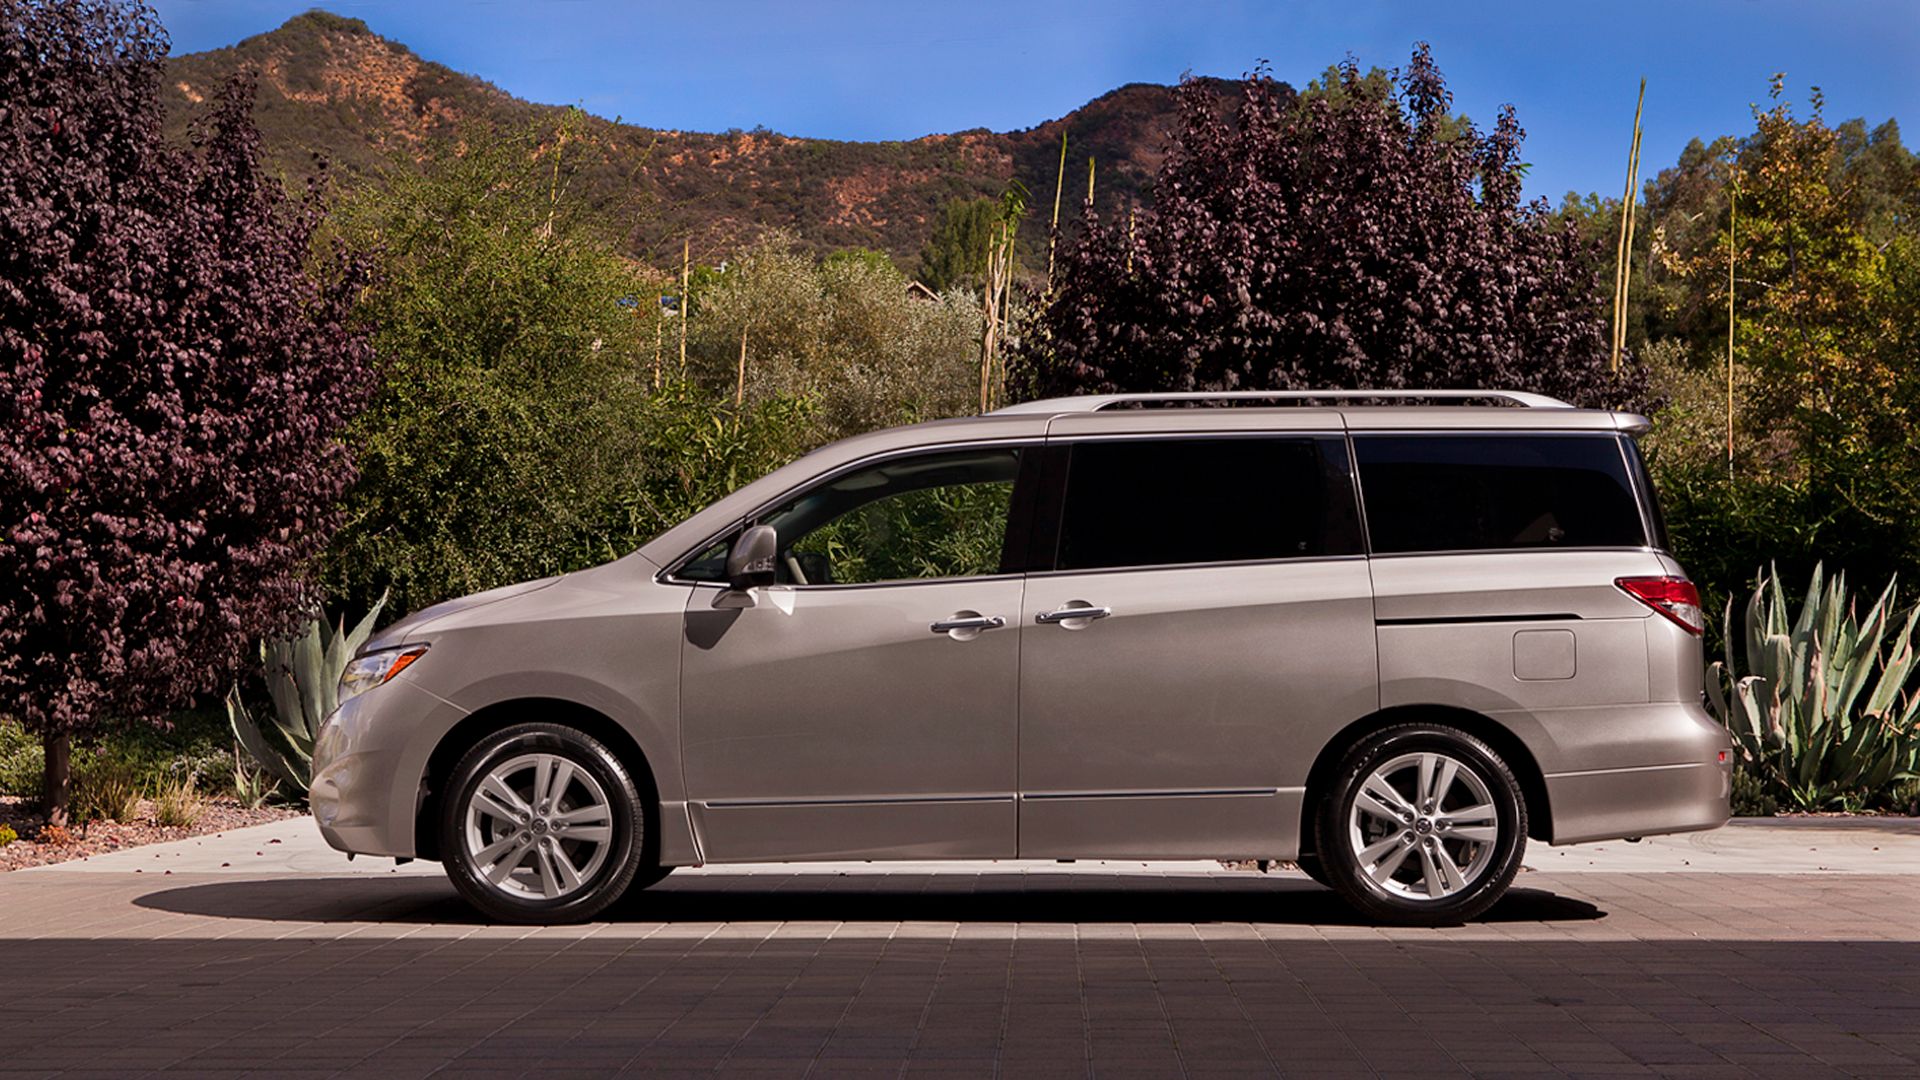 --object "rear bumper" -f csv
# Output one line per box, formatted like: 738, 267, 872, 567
1545, 760, 1731, 845
1541, 702, 1732, 845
